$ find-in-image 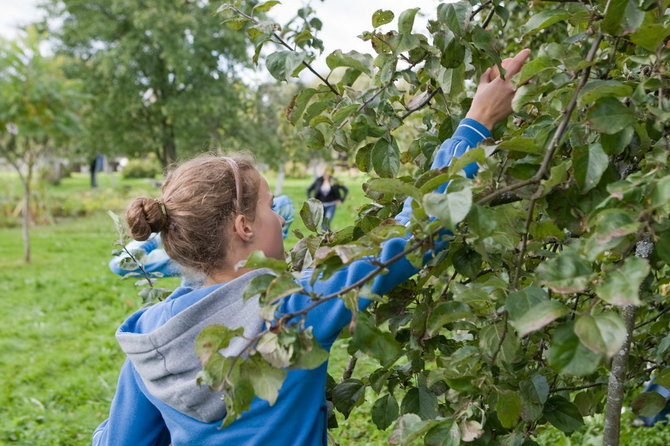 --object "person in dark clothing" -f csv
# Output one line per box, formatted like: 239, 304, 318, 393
306, 167, 348, 229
